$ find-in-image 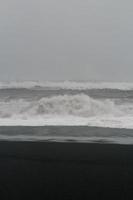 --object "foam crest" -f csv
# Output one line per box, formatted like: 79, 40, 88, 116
32, 94, 122, 117
0, 94, 123, 118
0, 94, 133, 128
0, 94, 132, 128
